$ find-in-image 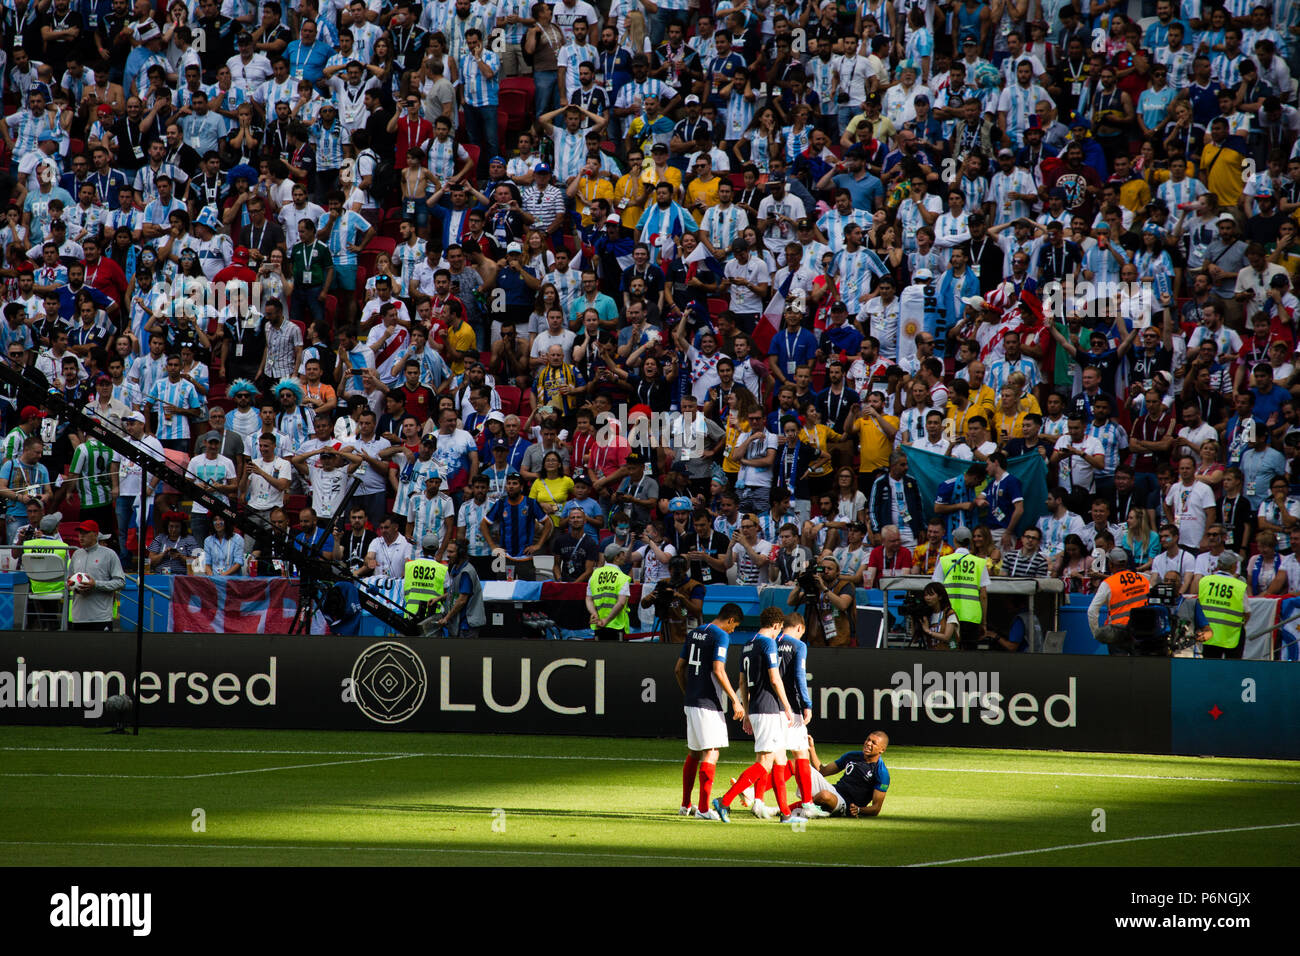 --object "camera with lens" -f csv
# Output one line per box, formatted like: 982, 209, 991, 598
900, 592, 930, 619
796, 570, 822, 594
